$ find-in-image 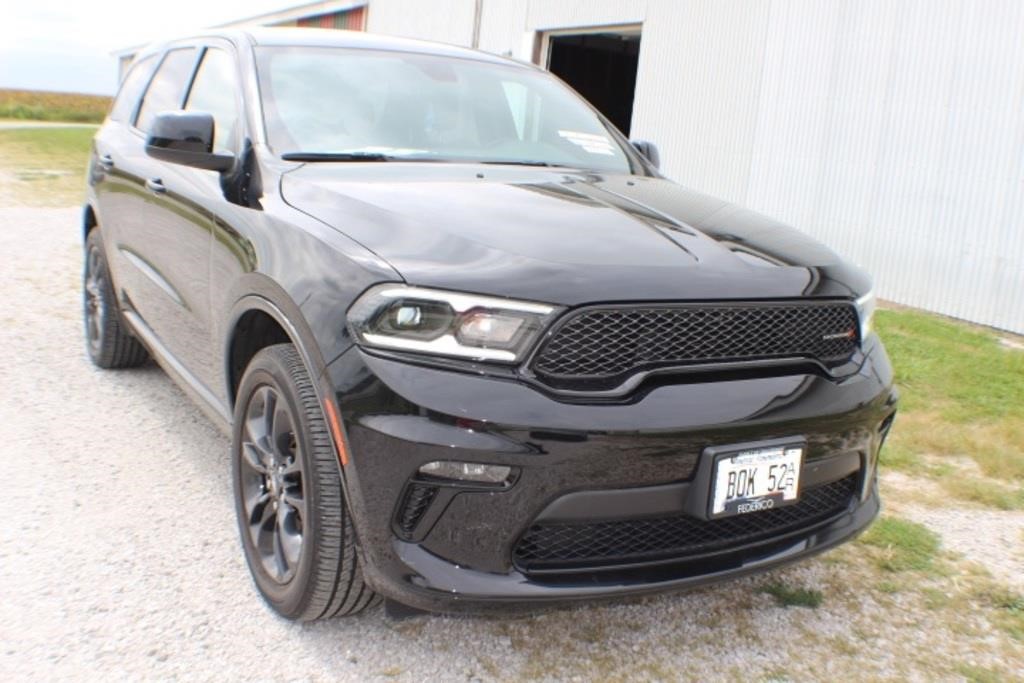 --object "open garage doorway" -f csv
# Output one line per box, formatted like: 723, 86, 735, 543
543, 27, 642, 135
